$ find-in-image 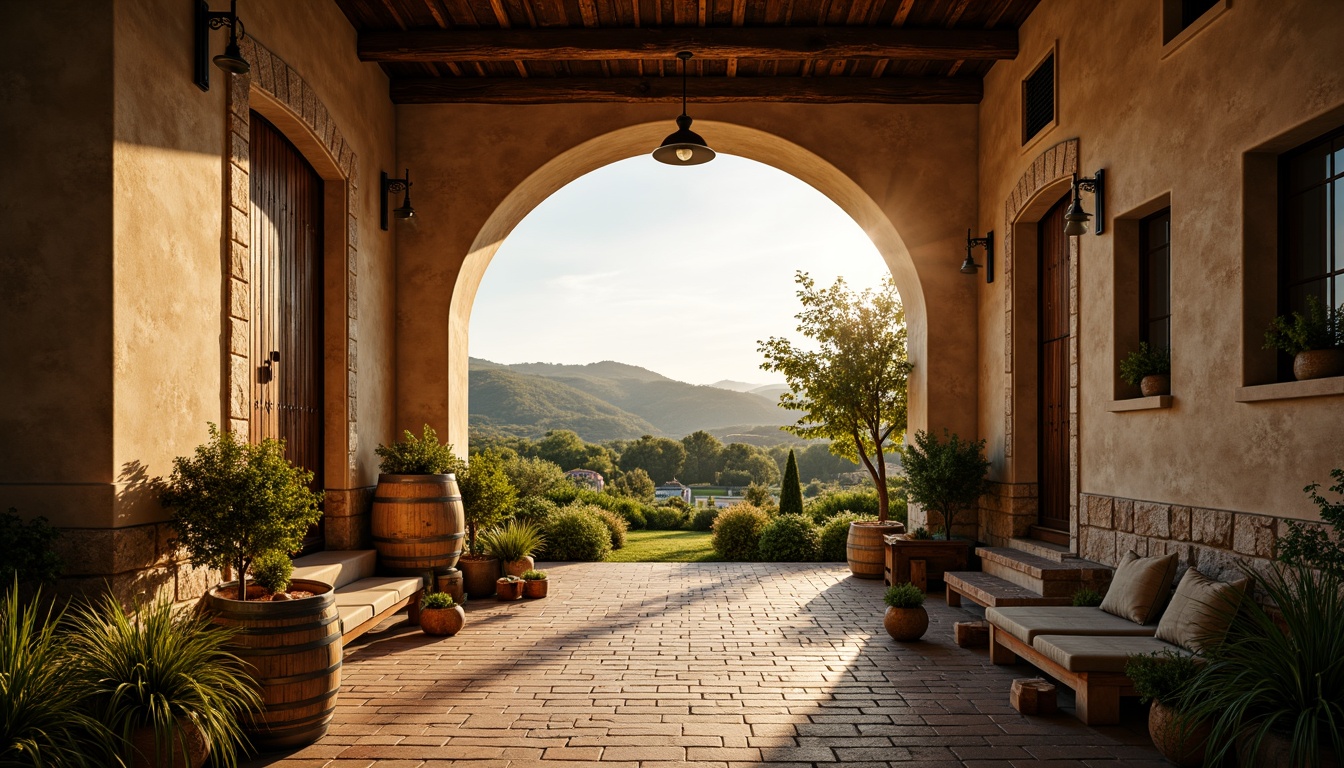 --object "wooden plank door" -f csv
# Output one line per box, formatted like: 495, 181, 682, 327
1037, 196, 1071, 534
249, 112, 325, 546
